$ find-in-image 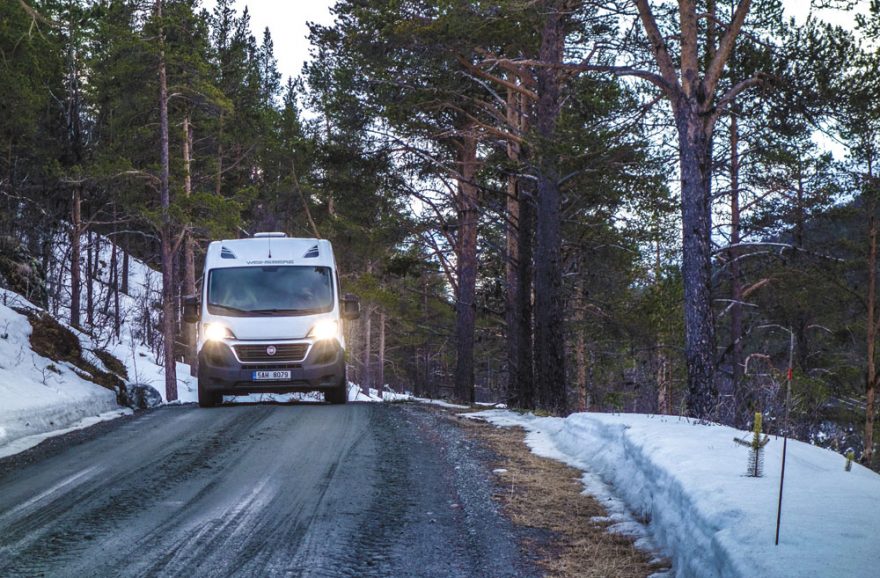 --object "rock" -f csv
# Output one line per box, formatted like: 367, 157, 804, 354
122, 383, 163, 409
